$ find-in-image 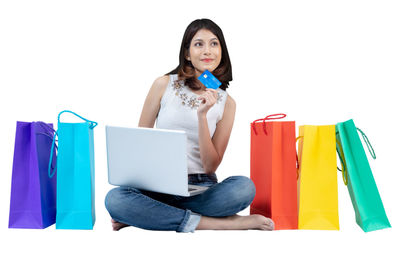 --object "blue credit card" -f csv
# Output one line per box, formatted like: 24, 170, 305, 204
197, 70, 222, 89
